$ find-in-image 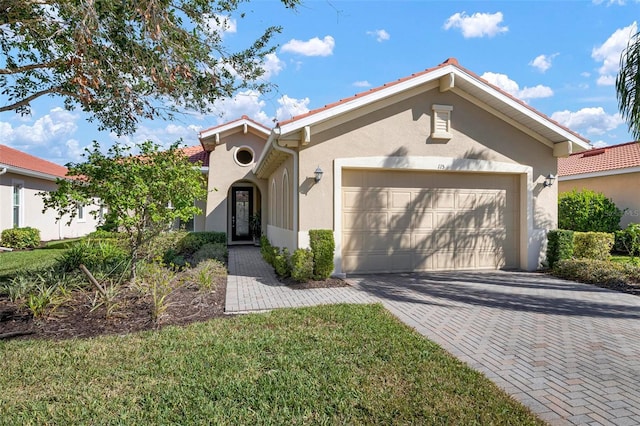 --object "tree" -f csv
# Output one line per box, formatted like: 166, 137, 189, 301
41, 140, 208, 267
558, 189, 623, 233
617, 30, 640, 139
1, 0, 299, 135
